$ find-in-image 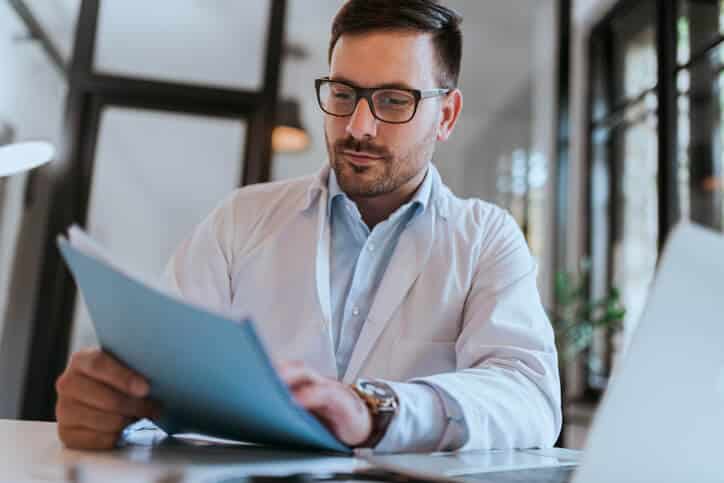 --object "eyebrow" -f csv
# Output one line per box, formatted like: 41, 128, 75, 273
329, 75, 416, 91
